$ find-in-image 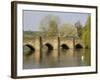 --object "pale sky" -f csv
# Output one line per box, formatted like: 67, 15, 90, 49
23, 10, 90, 31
